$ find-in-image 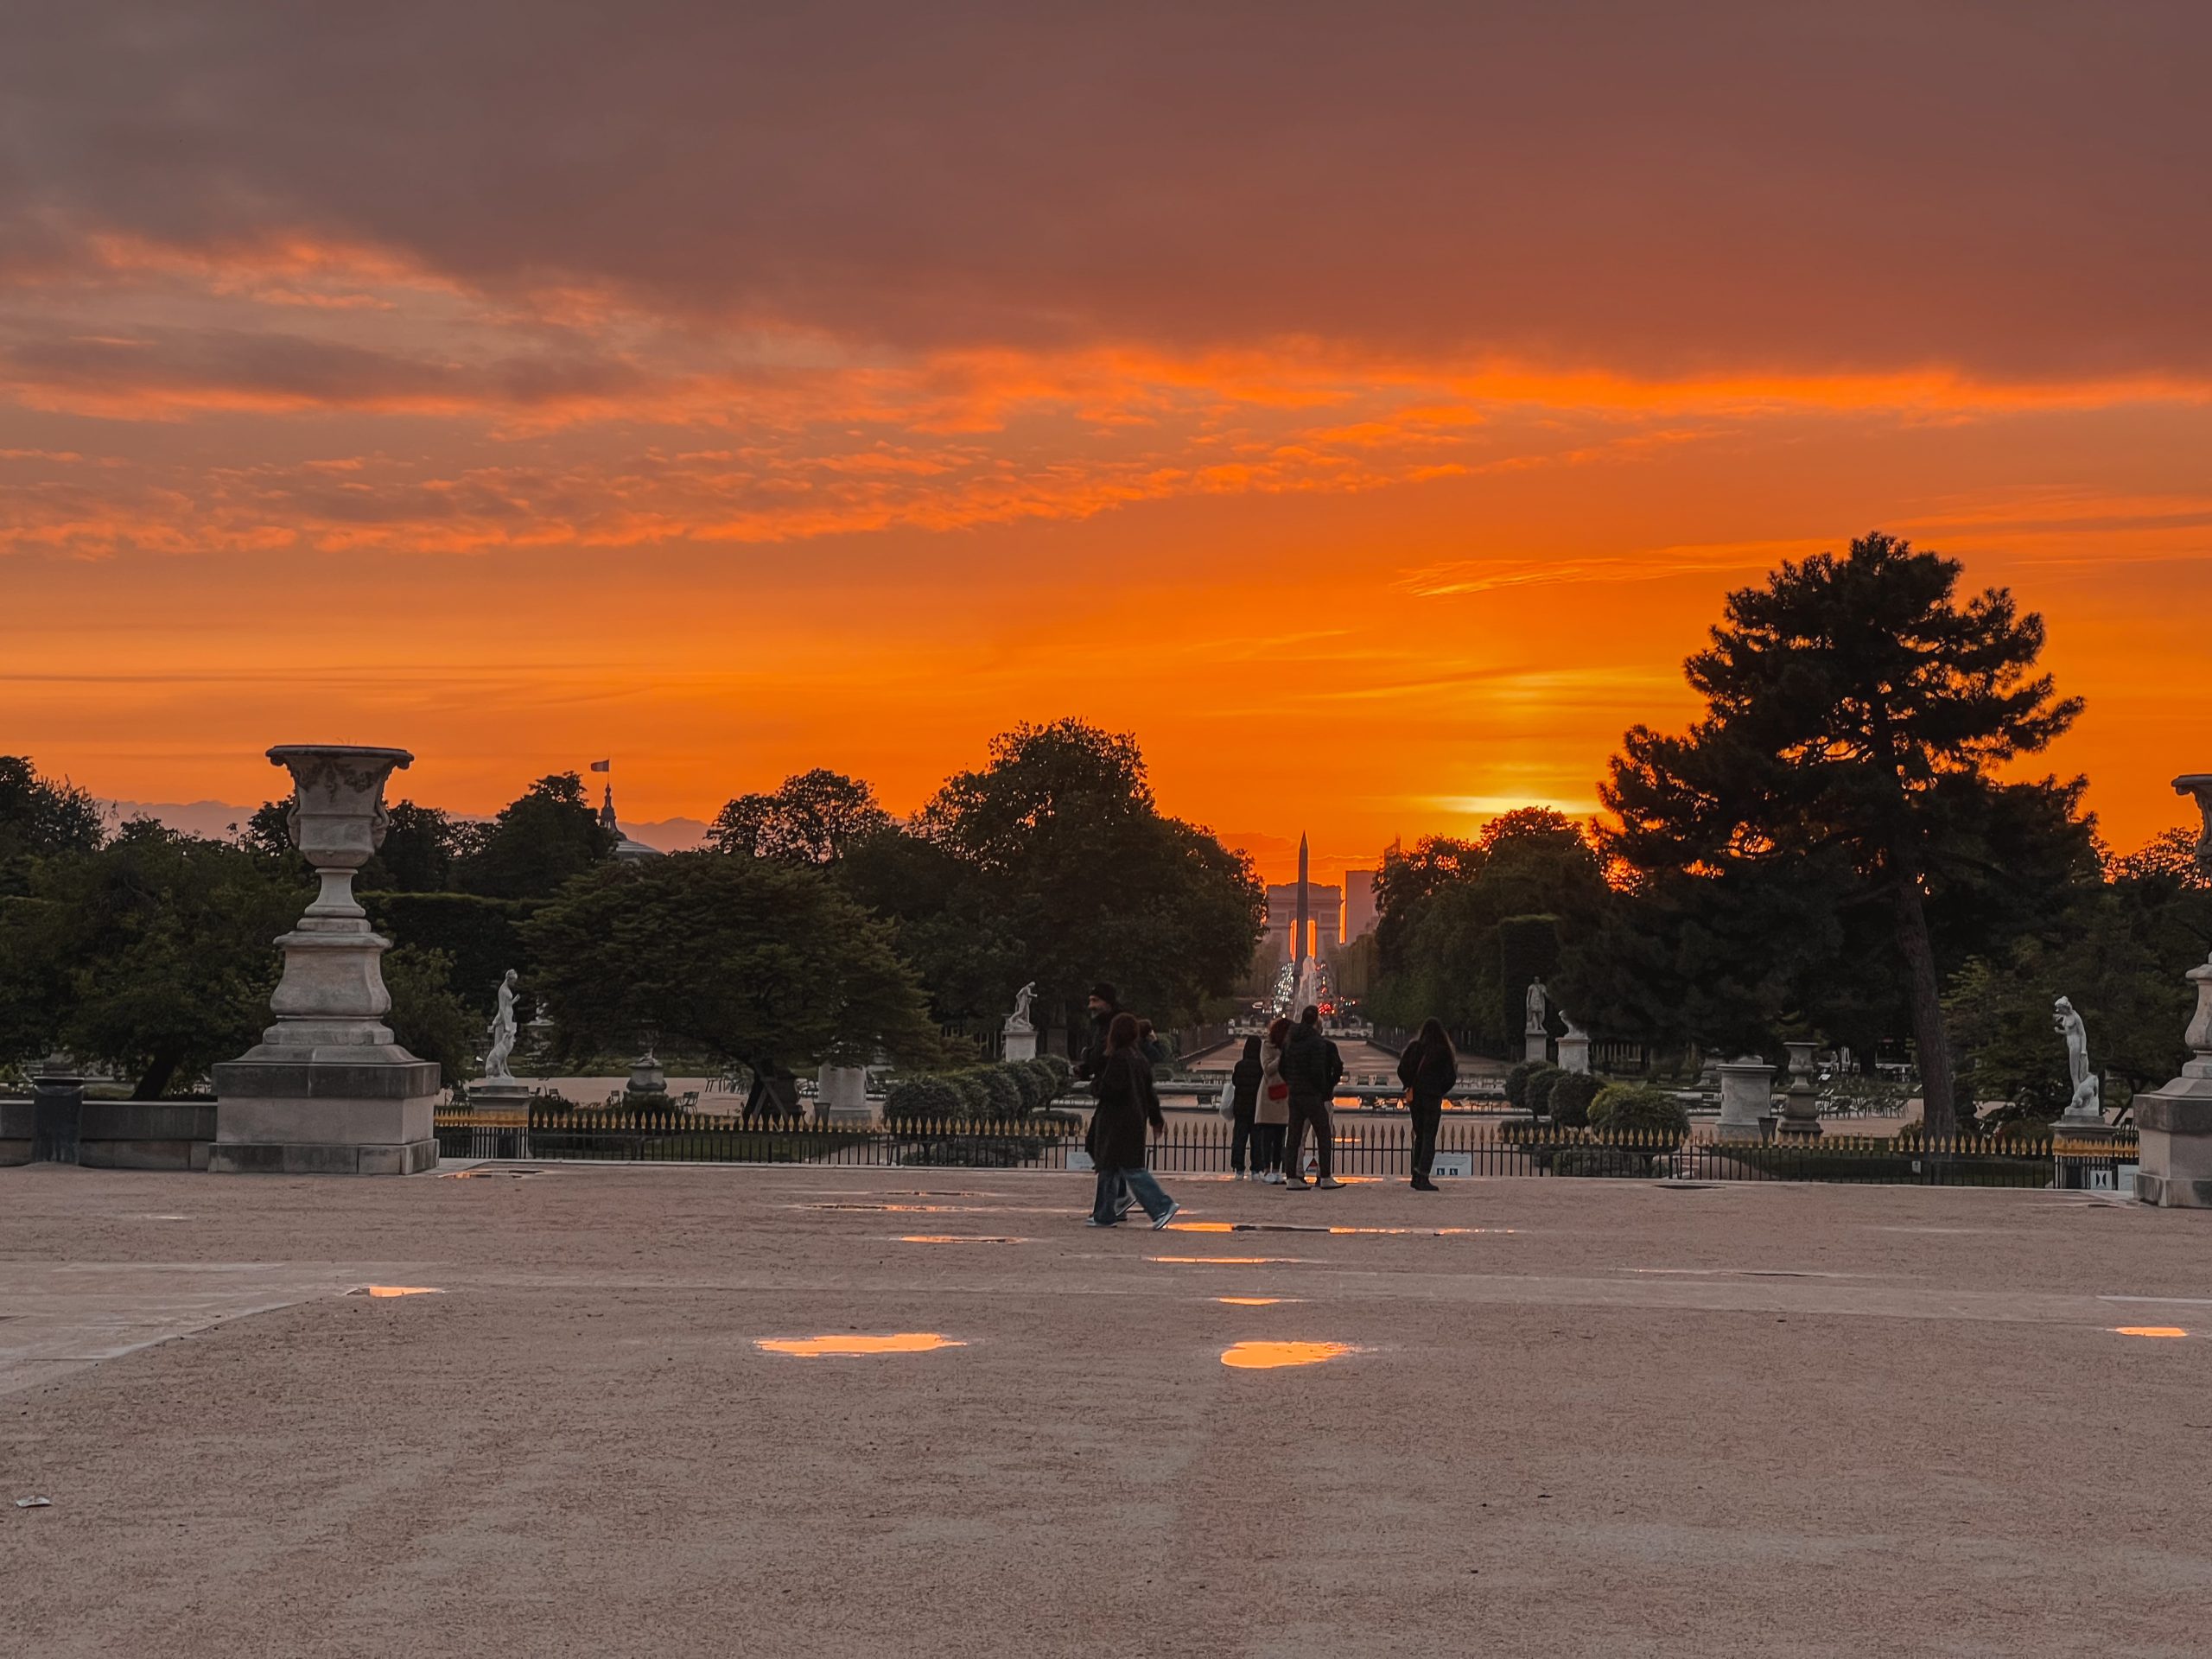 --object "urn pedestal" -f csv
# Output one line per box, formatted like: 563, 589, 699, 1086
1714, 1057, 1774, 1144
2134, 955, 2212, 1208
211, 746, 439, 1175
